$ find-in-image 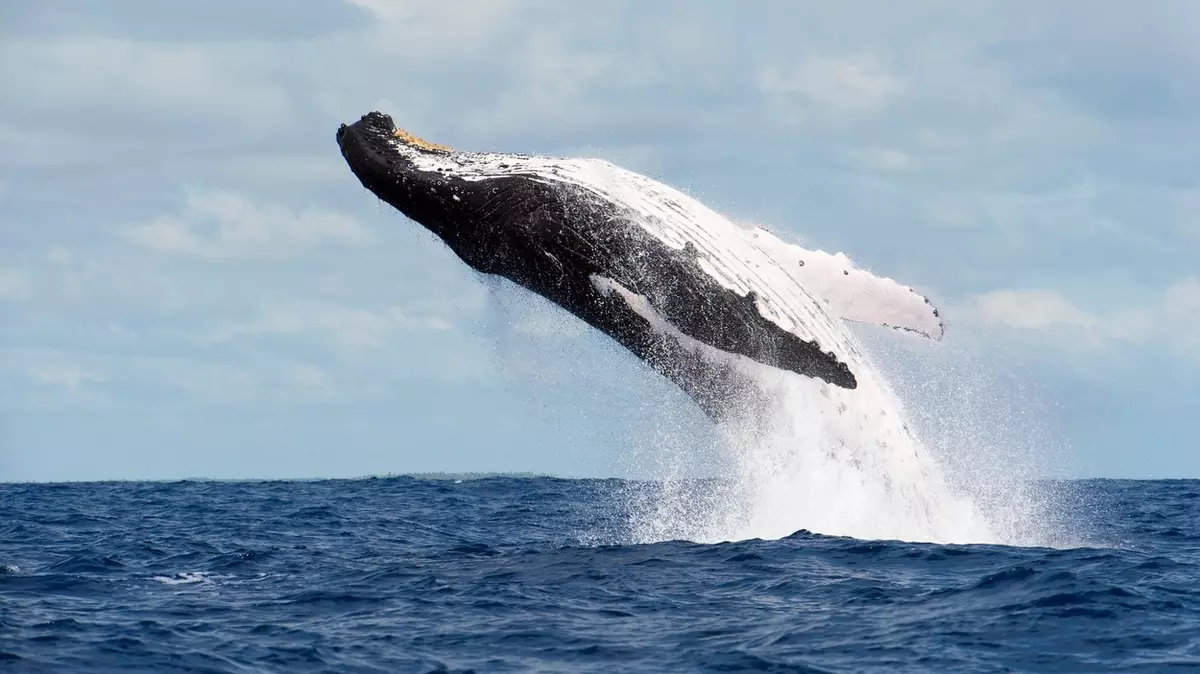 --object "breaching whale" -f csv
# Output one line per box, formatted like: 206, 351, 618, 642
336, 112, 943, 420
